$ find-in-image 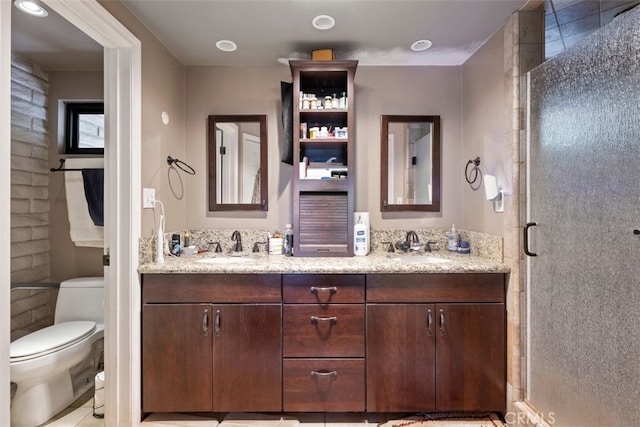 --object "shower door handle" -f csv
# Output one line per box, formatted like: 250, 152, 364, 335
524, 222, 537, 257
